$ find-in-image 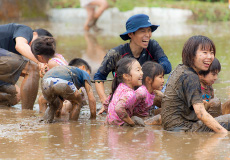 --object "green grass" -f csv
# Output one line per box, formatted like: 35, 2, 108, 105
49, 0, 230, 22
